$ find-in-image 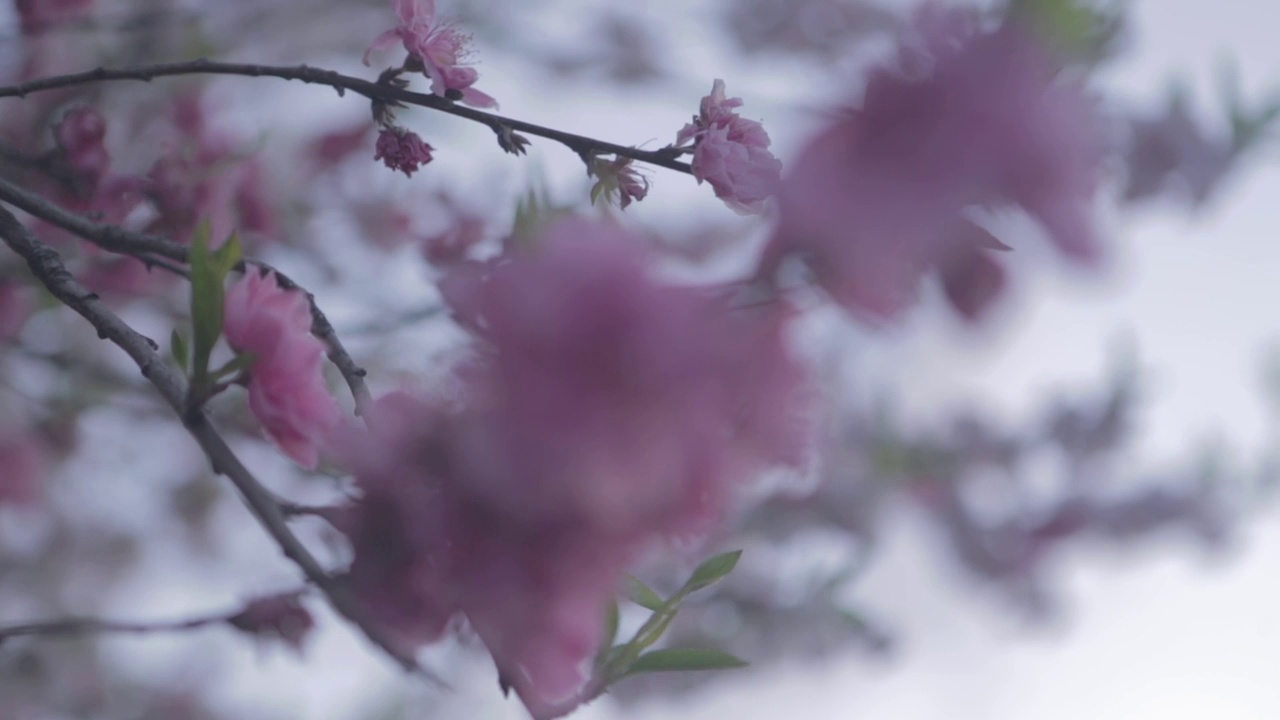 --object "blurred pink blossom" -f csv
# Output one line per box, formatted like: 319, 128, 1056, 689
14, 0, 93, 34
374, 127, 435, 176
422, 213, 484, 265
764, 7, 1101, 321
365, 0, 498, 108
53, 106, 110, 189
224, 270, 341, 469
227, 592, 315, 652
339, 217, 812, 718
676, 79, 782, 213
